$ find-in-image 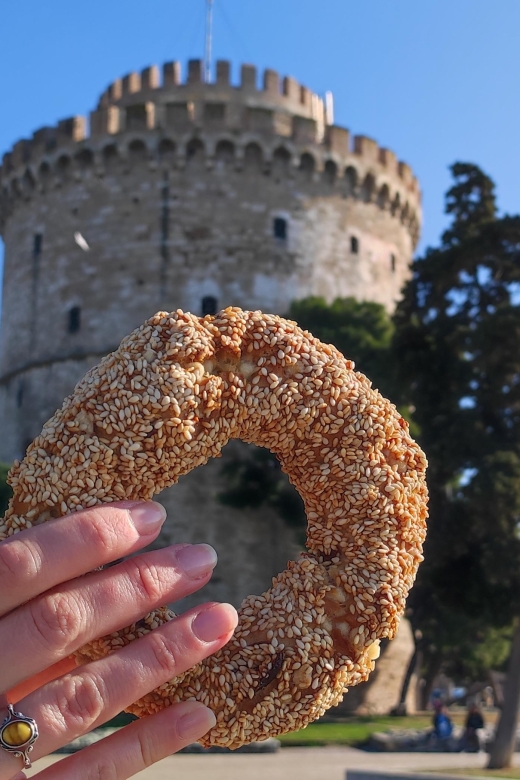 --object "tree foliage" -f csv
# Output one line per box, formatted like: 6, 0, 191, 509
394, 163, 520, 760
395, 163, 520, 640
445, 623, 513, 683
442, 162, 497, 246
